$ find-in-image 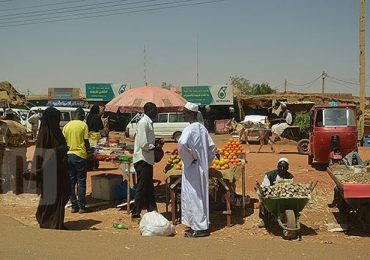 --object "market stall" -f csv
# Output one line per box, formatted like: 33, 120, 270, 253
327, 164, 370, 231
87, 131, 133, 169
